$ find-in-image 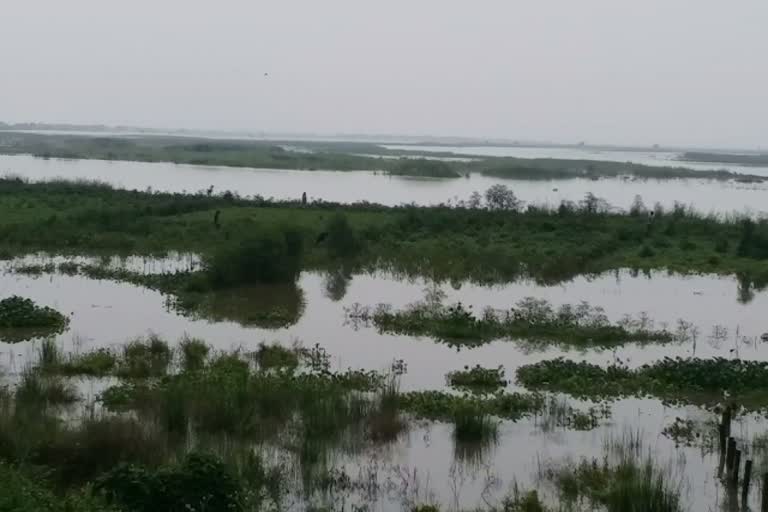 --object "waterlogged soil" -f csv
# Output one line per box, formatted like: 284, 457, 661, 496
2, 259, 768, 510
2, 154, 768, 215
